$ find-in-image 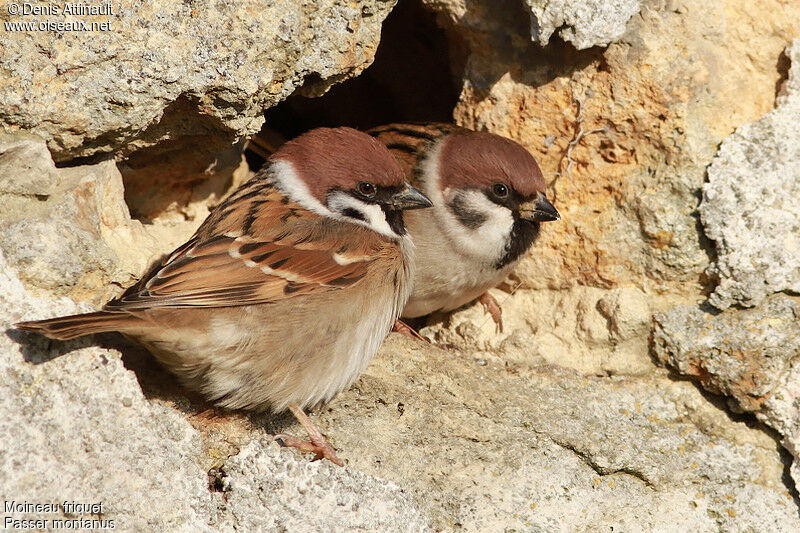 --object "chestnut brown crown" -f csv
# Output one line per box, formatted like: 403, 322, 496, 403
273, 127, 407, 202
438, 130, 546, 197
